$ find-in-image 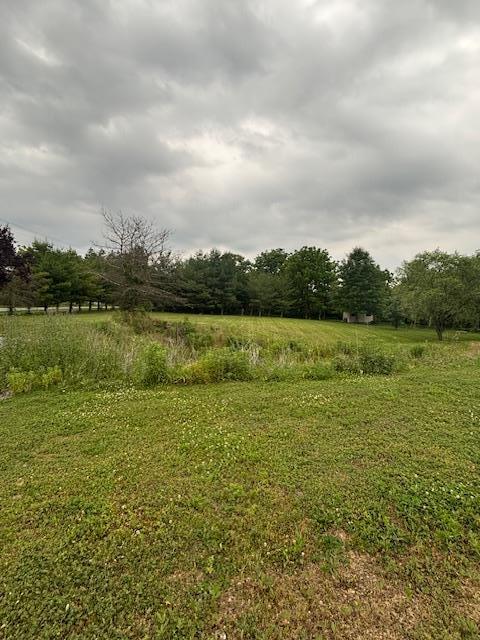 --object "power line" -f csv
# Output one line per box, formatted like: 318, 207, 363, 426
0, 217, 75, 250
